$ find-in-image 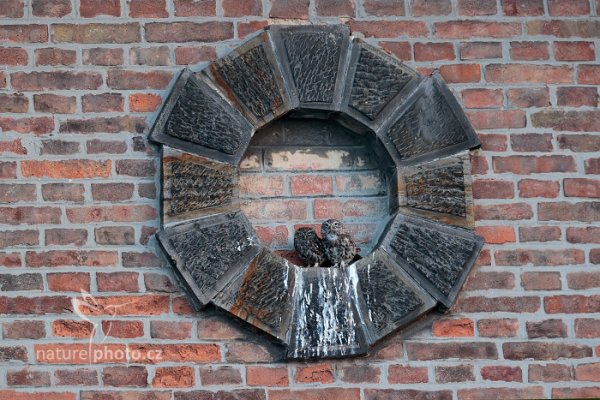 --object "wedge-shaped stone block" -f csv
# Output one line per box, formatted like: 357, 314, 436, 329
380, 213, 483, 309
354, 250, 436, 344
342, 39, 421, 130
270, 25, 350, 110
286, 266, 368, 359
380, 73, 480, 166
214, 249, 295, 343
209, 31, 294, 127
162, 147, 239, 226
398, 152, 474, 228
149, 69, 253, 165
156, 212, 260, 307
